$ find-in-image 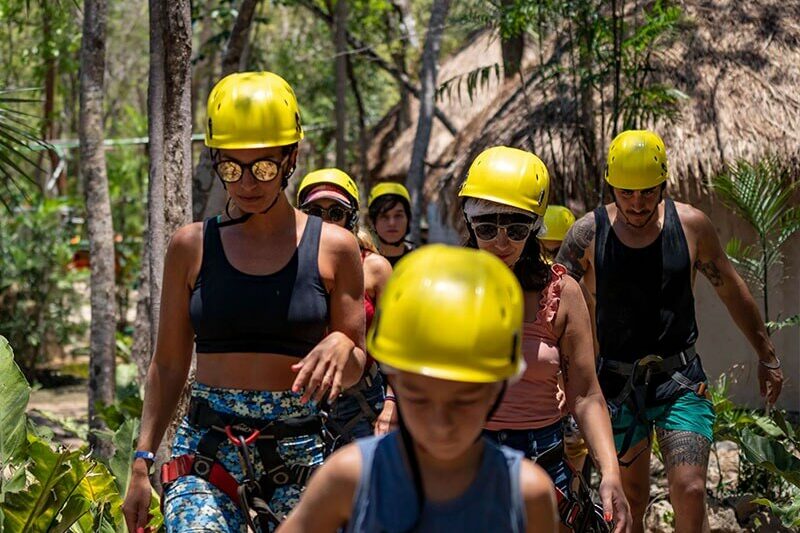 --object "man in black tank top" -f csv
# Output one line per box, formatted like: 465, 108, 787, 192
556, 130, 784, 533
